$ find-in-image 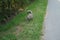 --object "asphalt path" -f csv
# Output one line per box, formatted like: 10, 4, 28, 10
44, 0, 60, 40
